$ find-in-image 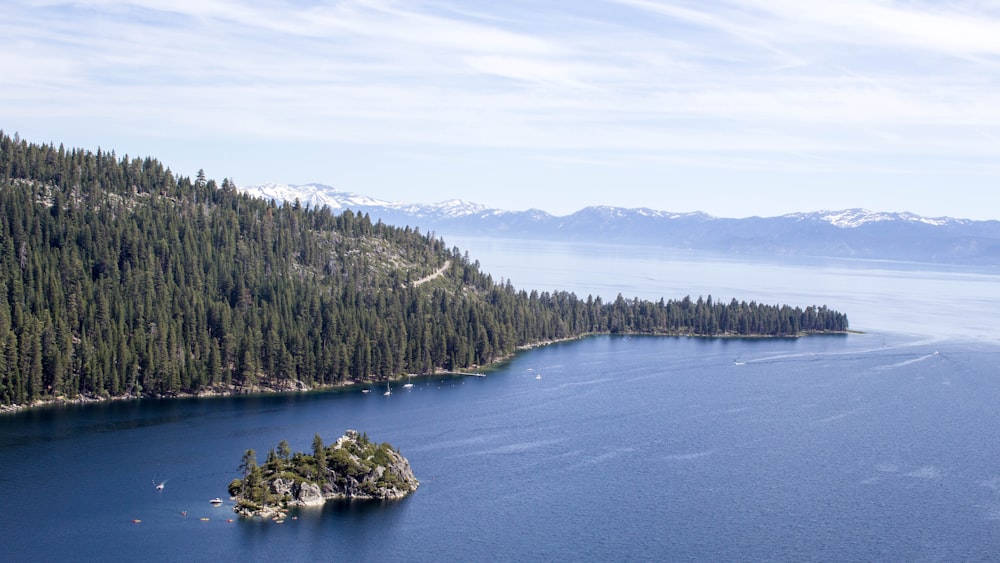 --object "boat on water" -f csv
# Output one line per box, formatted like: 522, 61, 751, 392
383, 382, 391, 396
402, 375, 414, 389
210, 498, 224, 505
361, 389, 371, 394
